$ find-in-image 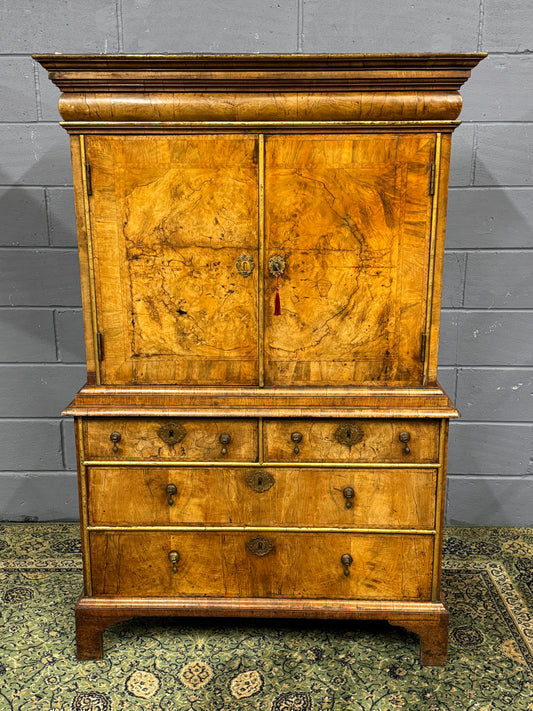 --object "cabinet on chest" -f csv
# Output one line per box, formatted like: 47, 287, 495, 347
35, 51, 485, 664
